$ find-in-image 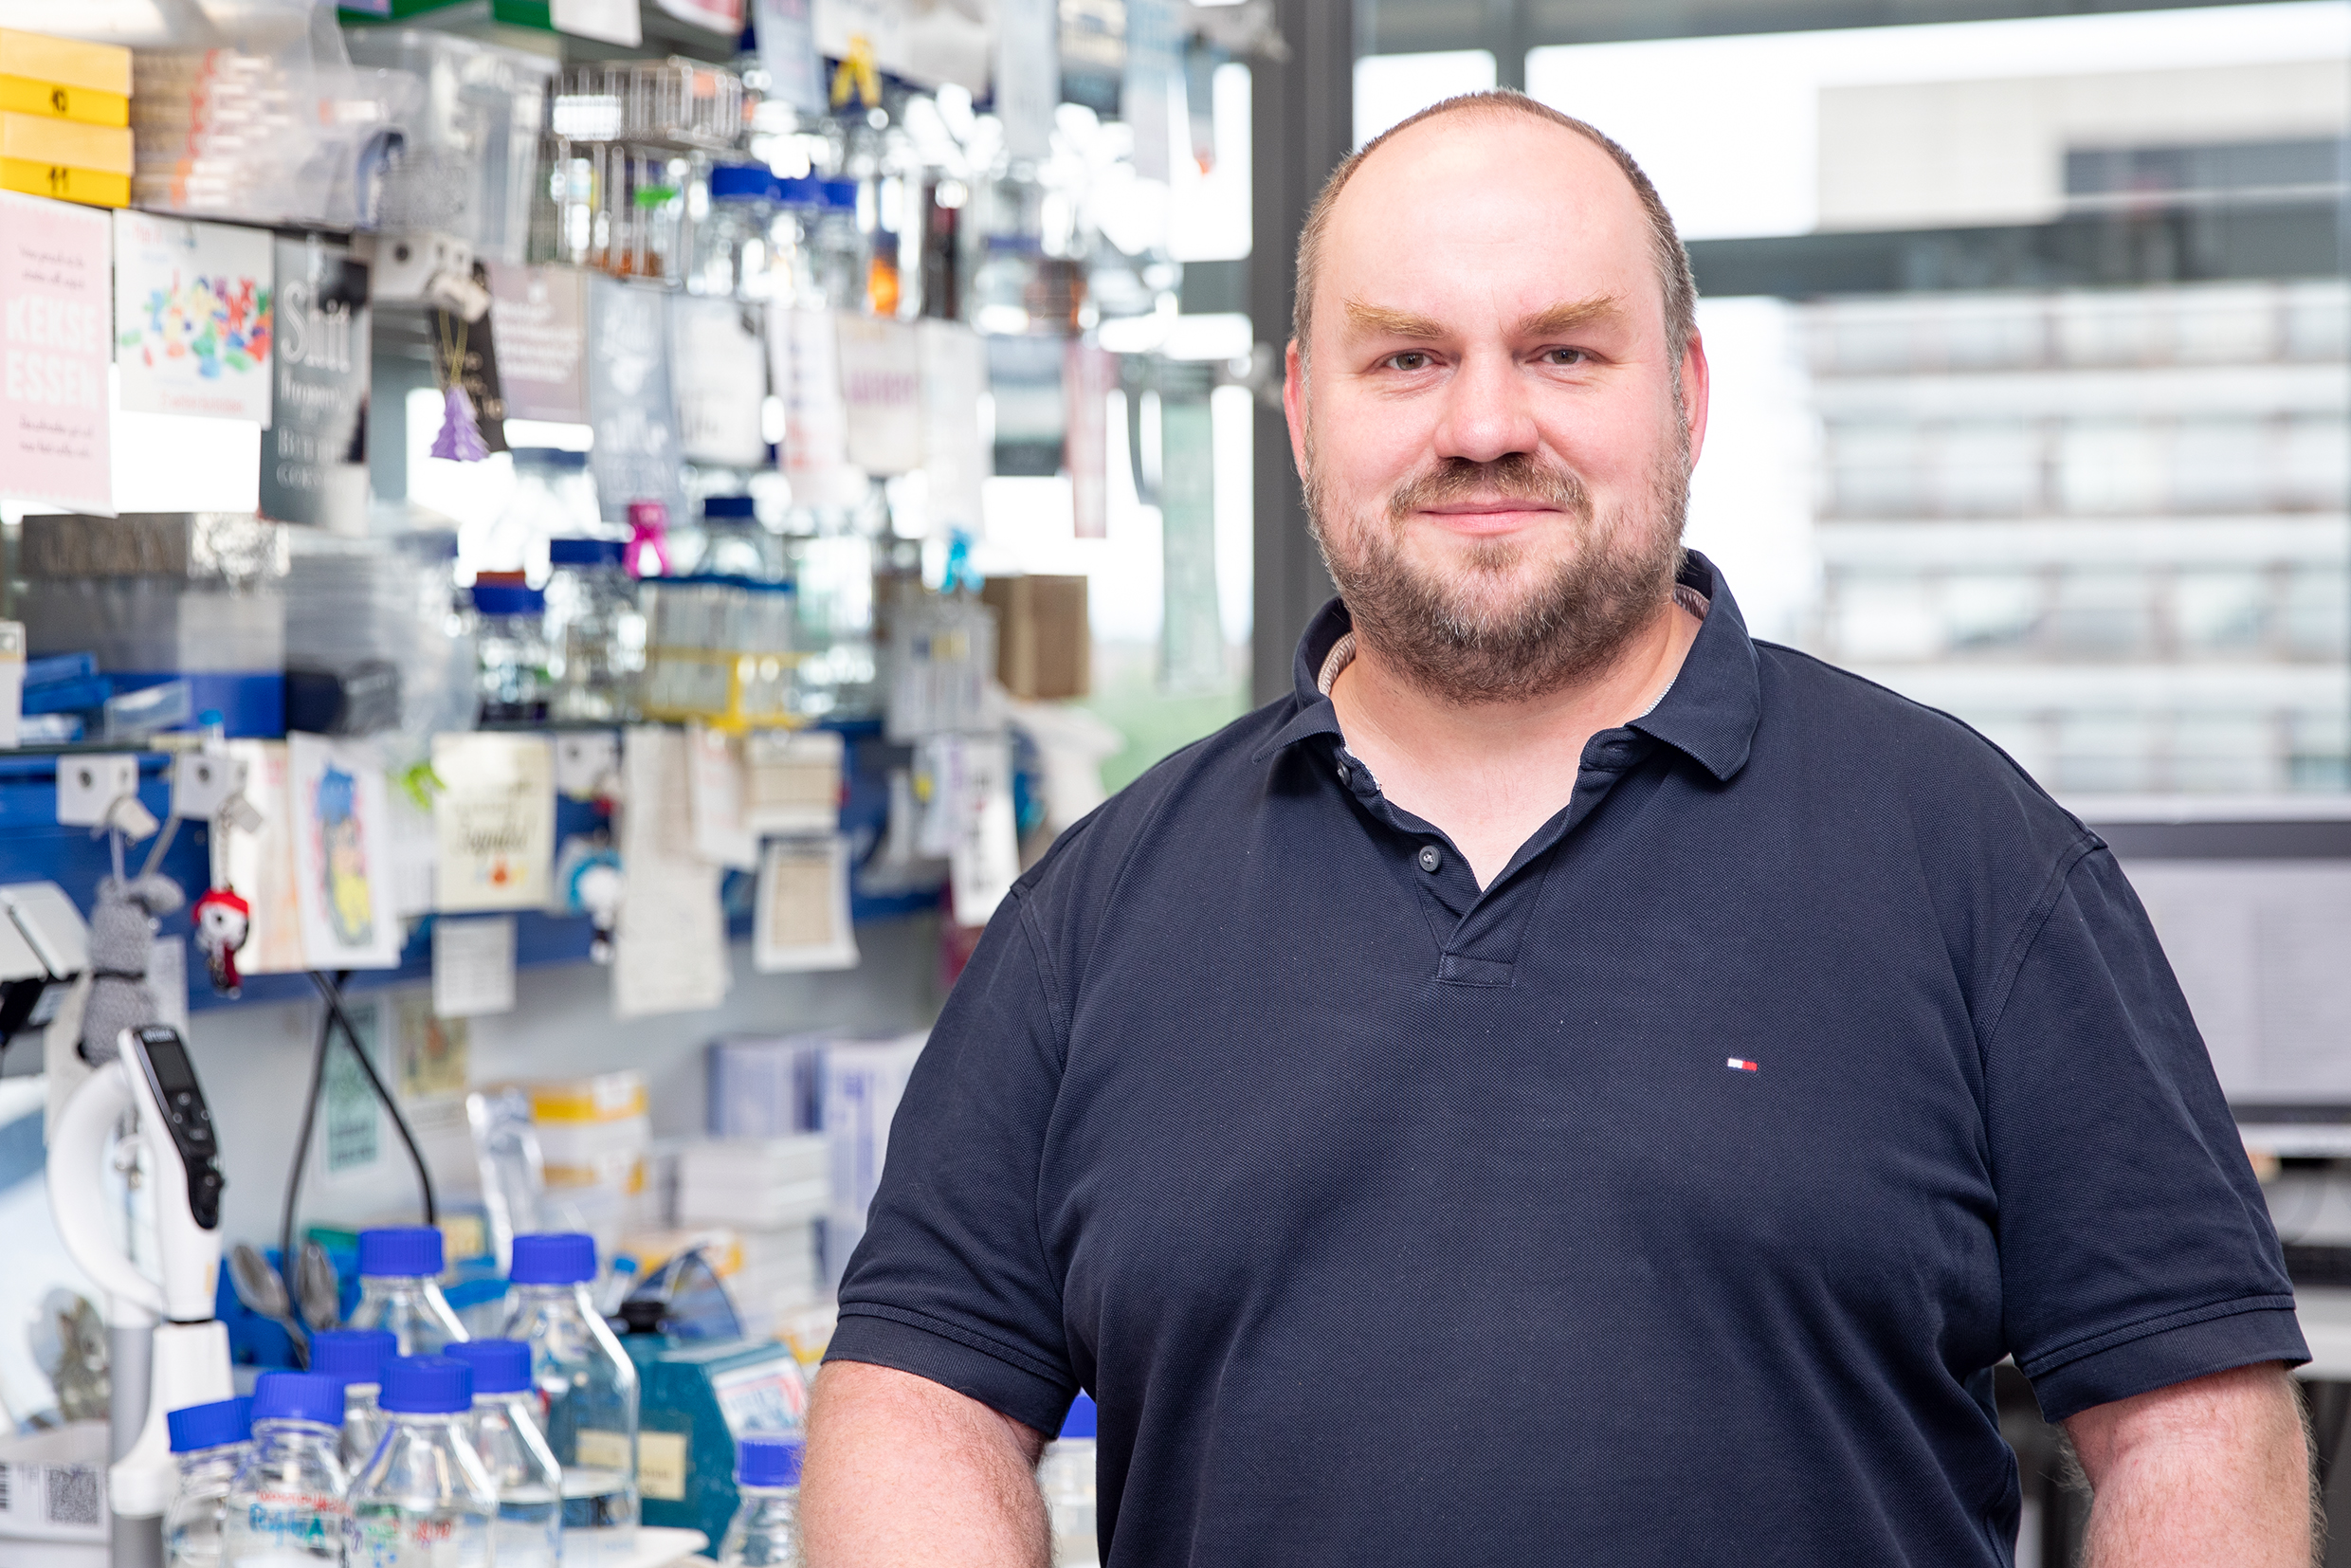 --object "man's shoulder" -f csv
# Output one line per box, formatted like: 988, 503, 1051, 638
1011, 696, 1300, 910
1749, 637, 2093, 848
